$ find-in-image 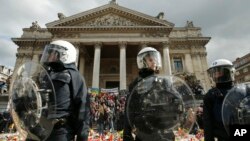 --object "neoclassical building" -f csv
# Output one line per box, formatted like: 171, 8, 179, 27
12, 1, 211, 91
